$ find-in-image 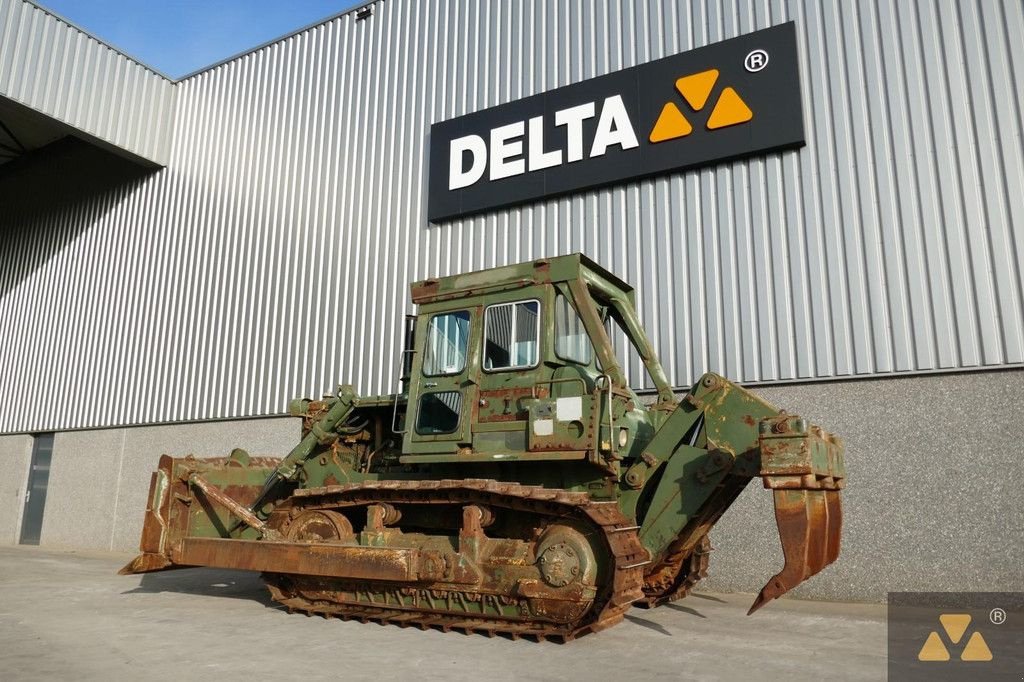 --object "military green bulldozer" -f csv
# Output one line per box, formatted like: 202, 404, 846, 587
121, 254, 845, 639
